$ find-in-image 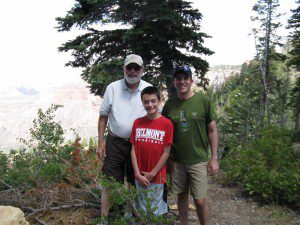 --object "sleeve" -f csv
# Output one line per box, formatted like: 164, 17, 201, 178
164, 119, 174, 146
130, 120, 137, 145
99, 84, 113, 115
